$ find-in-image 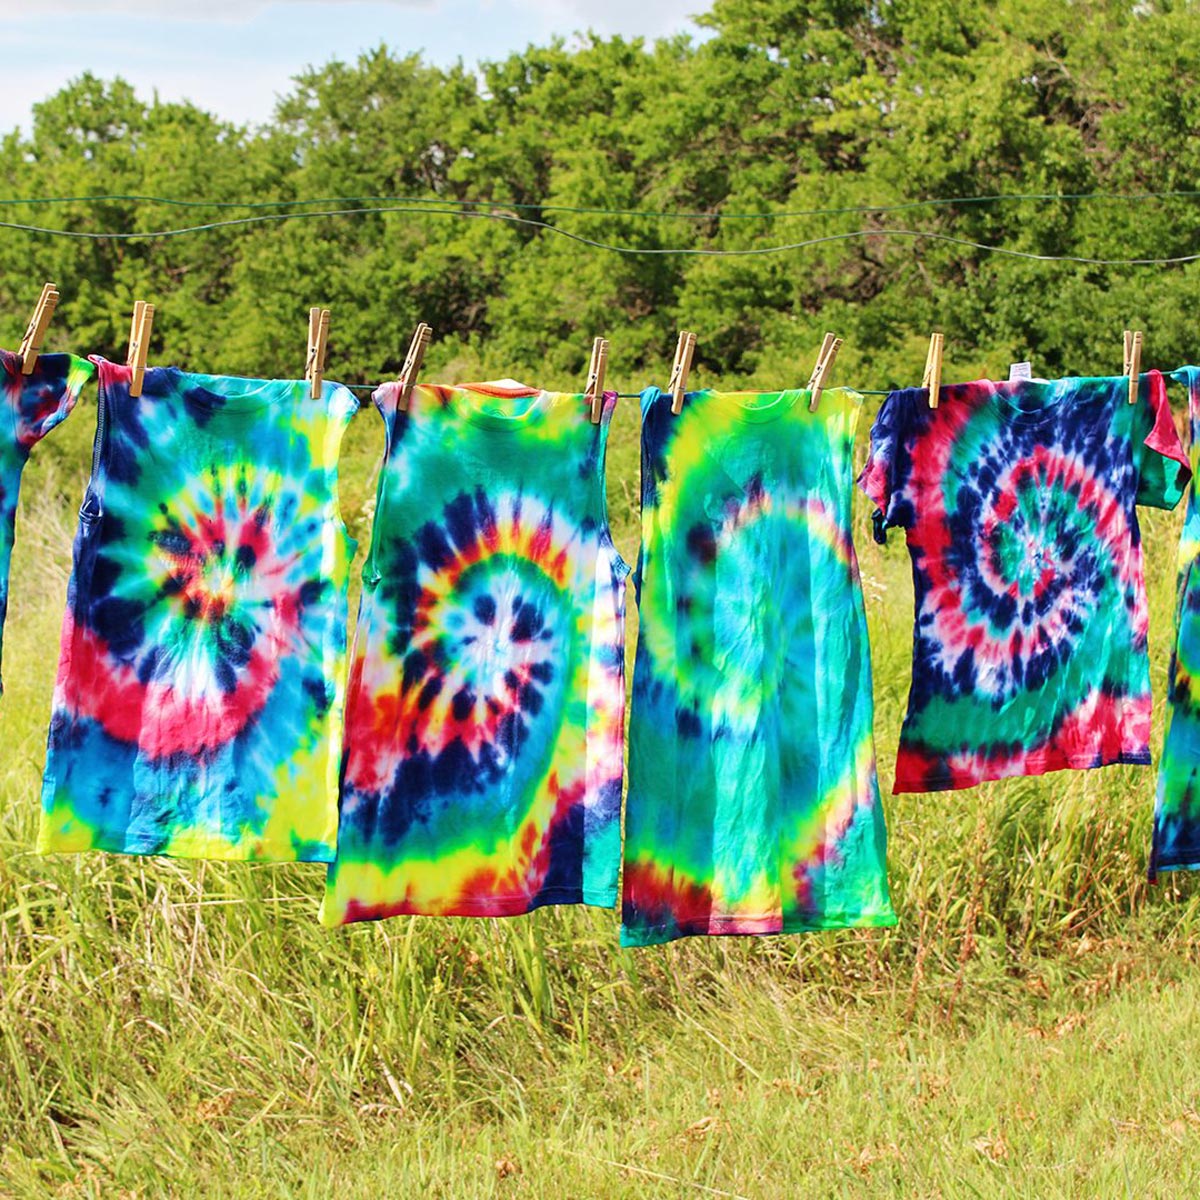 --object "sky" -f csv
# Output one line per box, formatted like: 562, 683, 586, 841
0, 0, 703, 134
